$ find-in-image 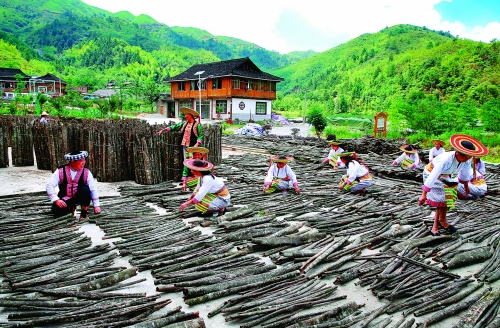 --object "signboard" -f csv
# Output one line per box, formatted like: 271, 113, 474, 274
373, 112, 388, 138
